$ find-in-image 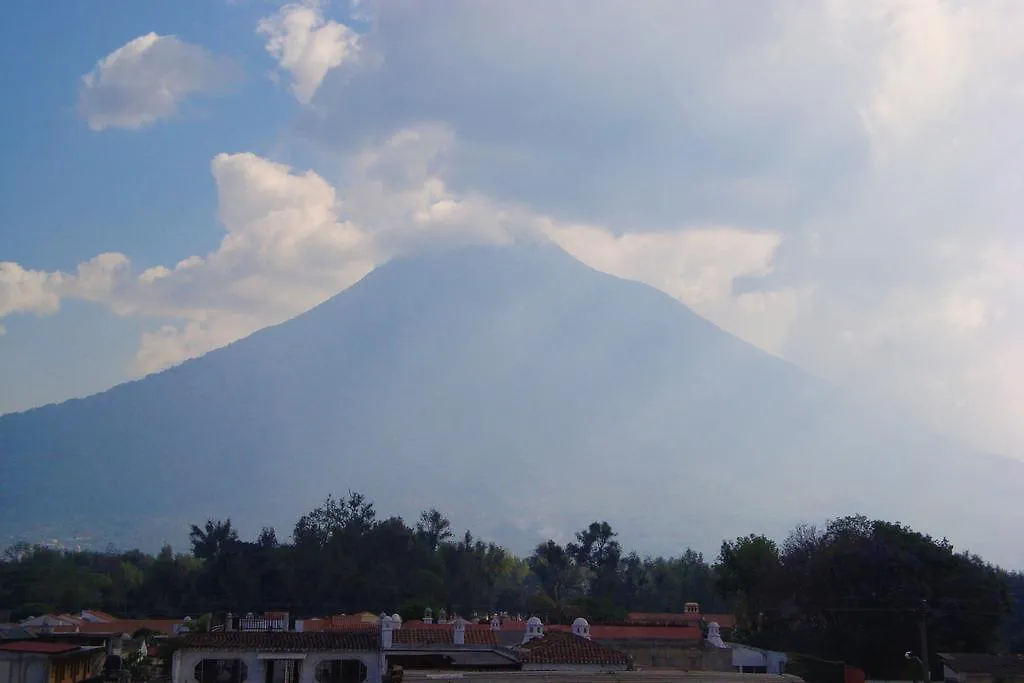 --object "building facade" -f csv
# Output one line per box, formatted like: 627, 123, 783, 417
0, 642, 105, 683
172, 632, 382, 683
